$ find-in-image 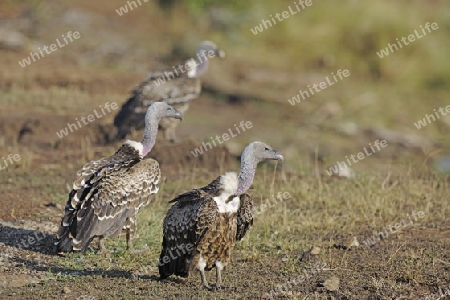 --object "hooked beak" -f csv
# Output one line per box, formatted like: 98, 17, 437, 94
172, 109, 183, 121
273, 151, 284, 162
